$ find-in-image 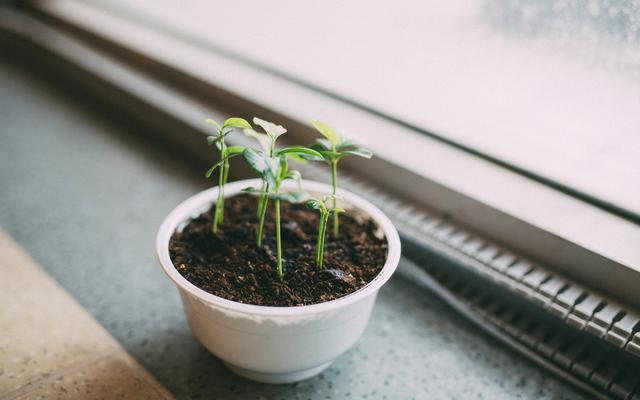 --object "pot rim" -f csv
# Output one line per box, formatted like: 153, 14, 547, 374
156, 178, 401, 316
